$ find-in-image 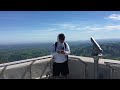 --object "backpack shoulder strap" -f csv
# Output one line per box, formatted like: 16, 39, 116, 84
55, 42, 57, 51
55, 42, 67, 51
64, 42, 68, 60
64, 42, 67, 49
